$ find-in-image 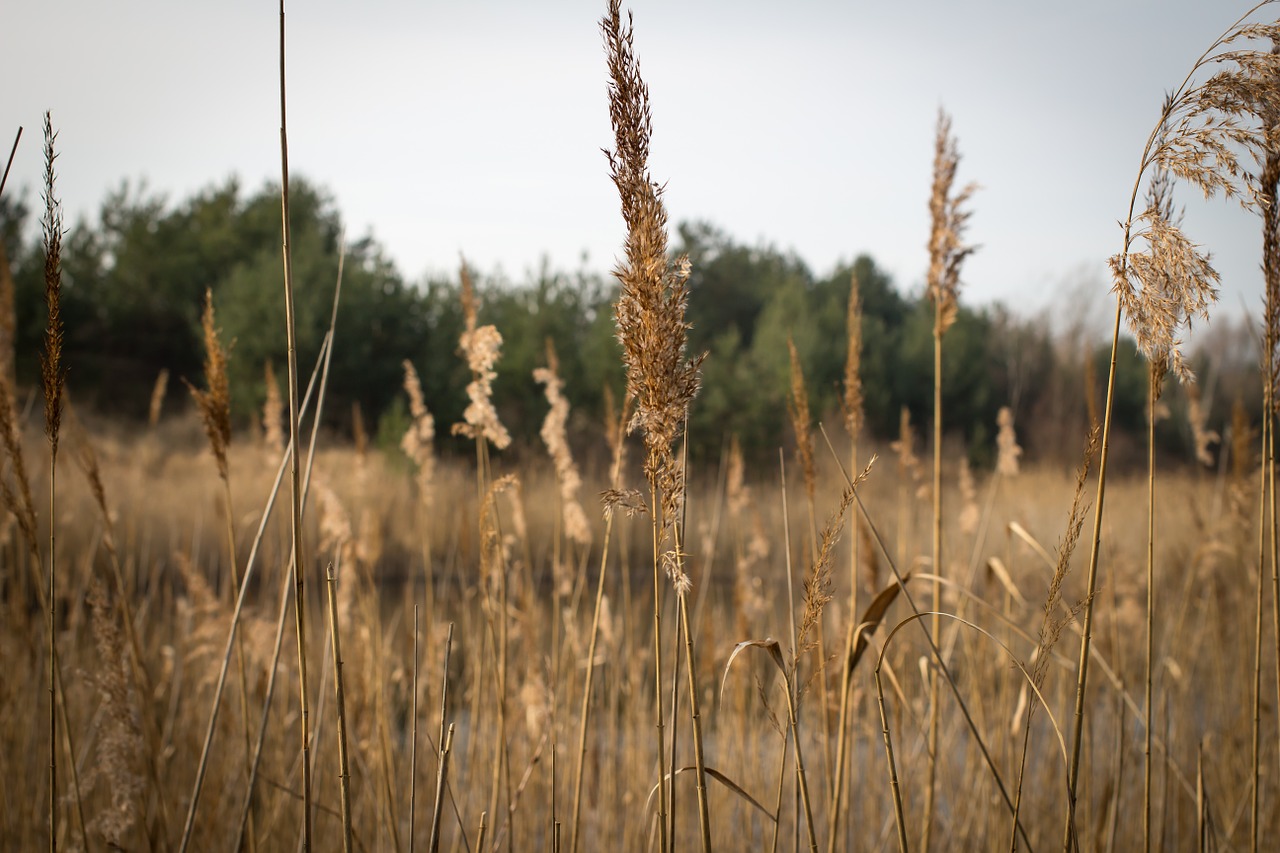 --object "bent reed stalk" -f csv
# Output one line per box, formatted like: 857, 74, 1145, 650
1066, 8, 1280, 848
